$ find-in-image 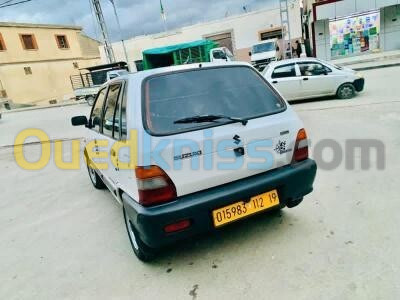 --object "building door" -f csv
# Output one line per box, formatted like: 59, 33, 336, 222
383, 5, 400, 51
204, 32, 233, 53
